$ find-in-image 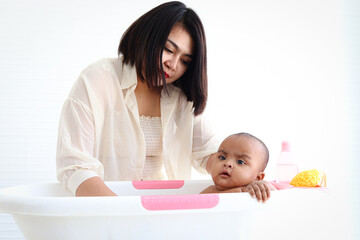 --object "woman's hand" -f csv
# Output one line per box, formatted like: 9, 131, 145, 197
76, 177, 117, 196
